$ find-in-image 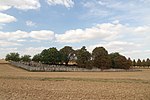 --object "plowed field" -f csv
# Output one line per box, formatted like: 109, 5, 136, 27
0, 61, 150, 100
